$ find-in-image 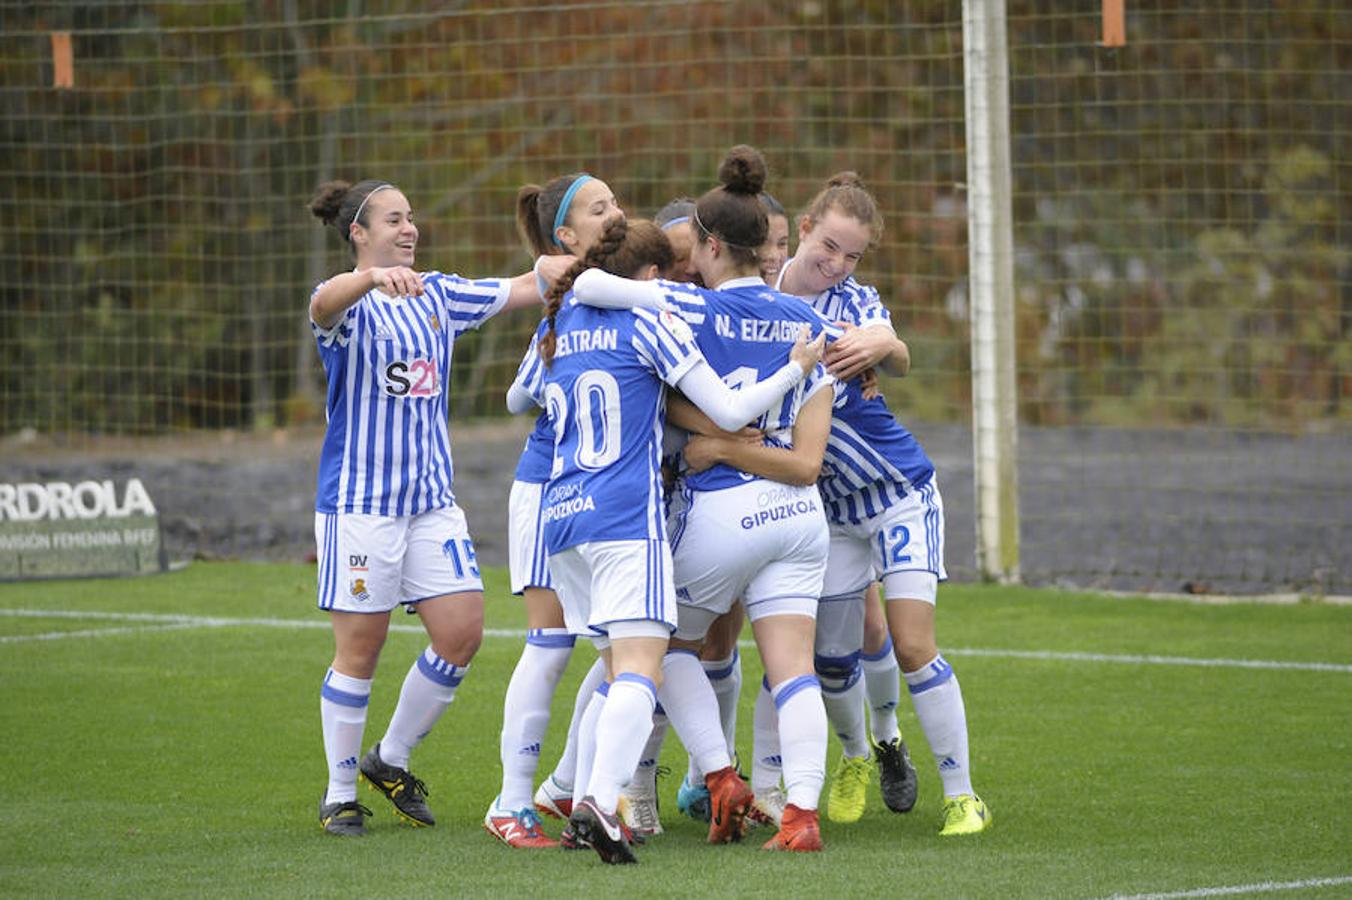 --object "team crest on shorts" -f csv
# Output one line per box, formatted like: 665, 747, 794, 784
350, 578, 371, 602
